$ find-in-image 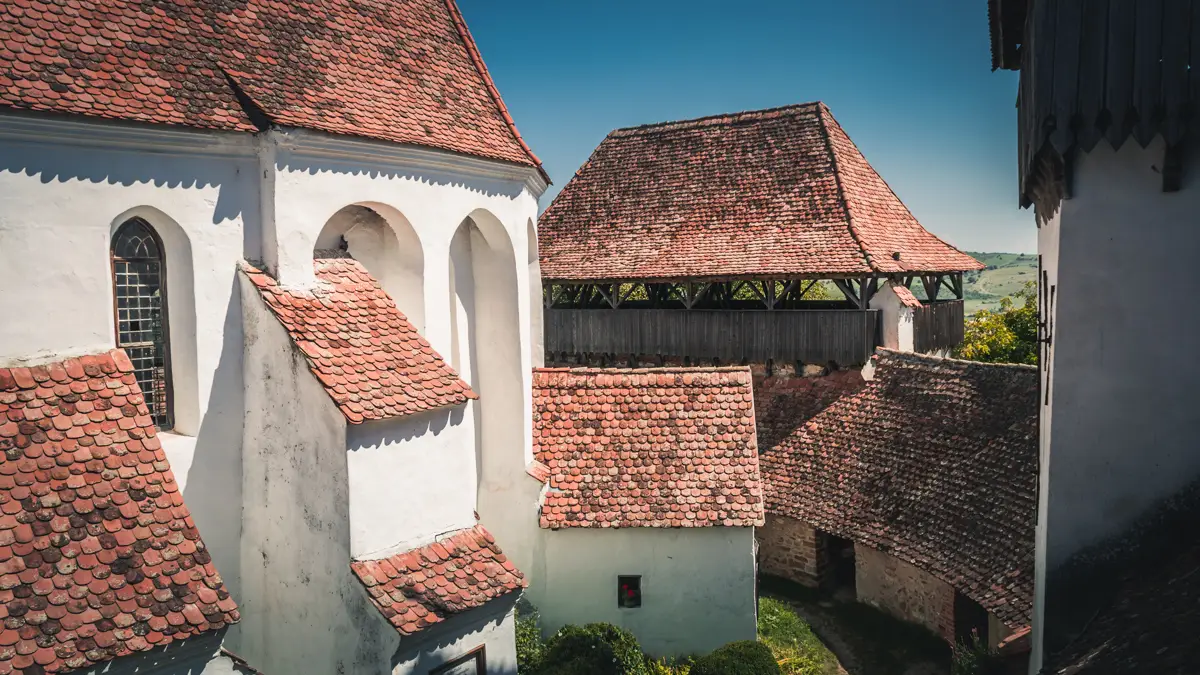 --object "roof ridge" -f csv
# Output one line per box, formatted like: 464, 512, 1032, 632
816, 103, 877, 273
874, 347, 1040, 371
443, 0, 549, 182
609, 102, 823, 136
